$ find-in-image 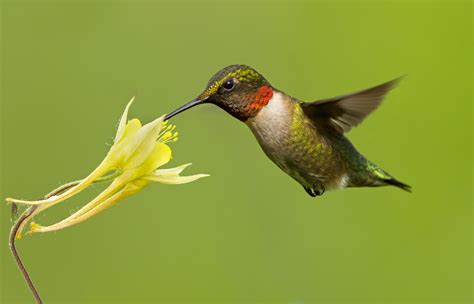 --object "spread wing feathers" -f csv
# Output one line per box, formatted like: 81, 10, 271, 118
300, 78, 402, 133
